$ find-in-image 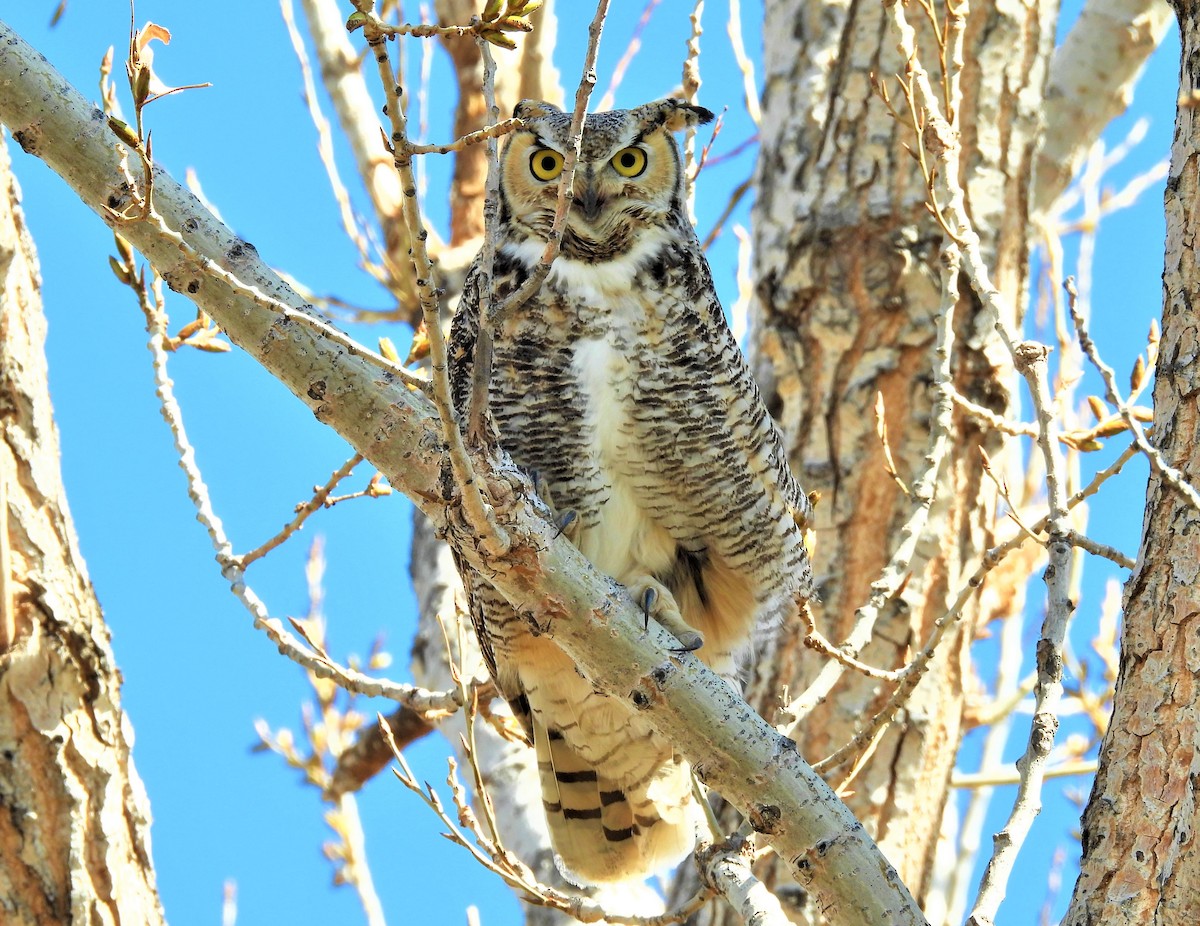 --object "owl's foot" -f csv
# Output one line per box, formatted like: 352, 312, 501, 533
526, 469, 583, 545
554, 509, 582, 544
629, 578, 704, 654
